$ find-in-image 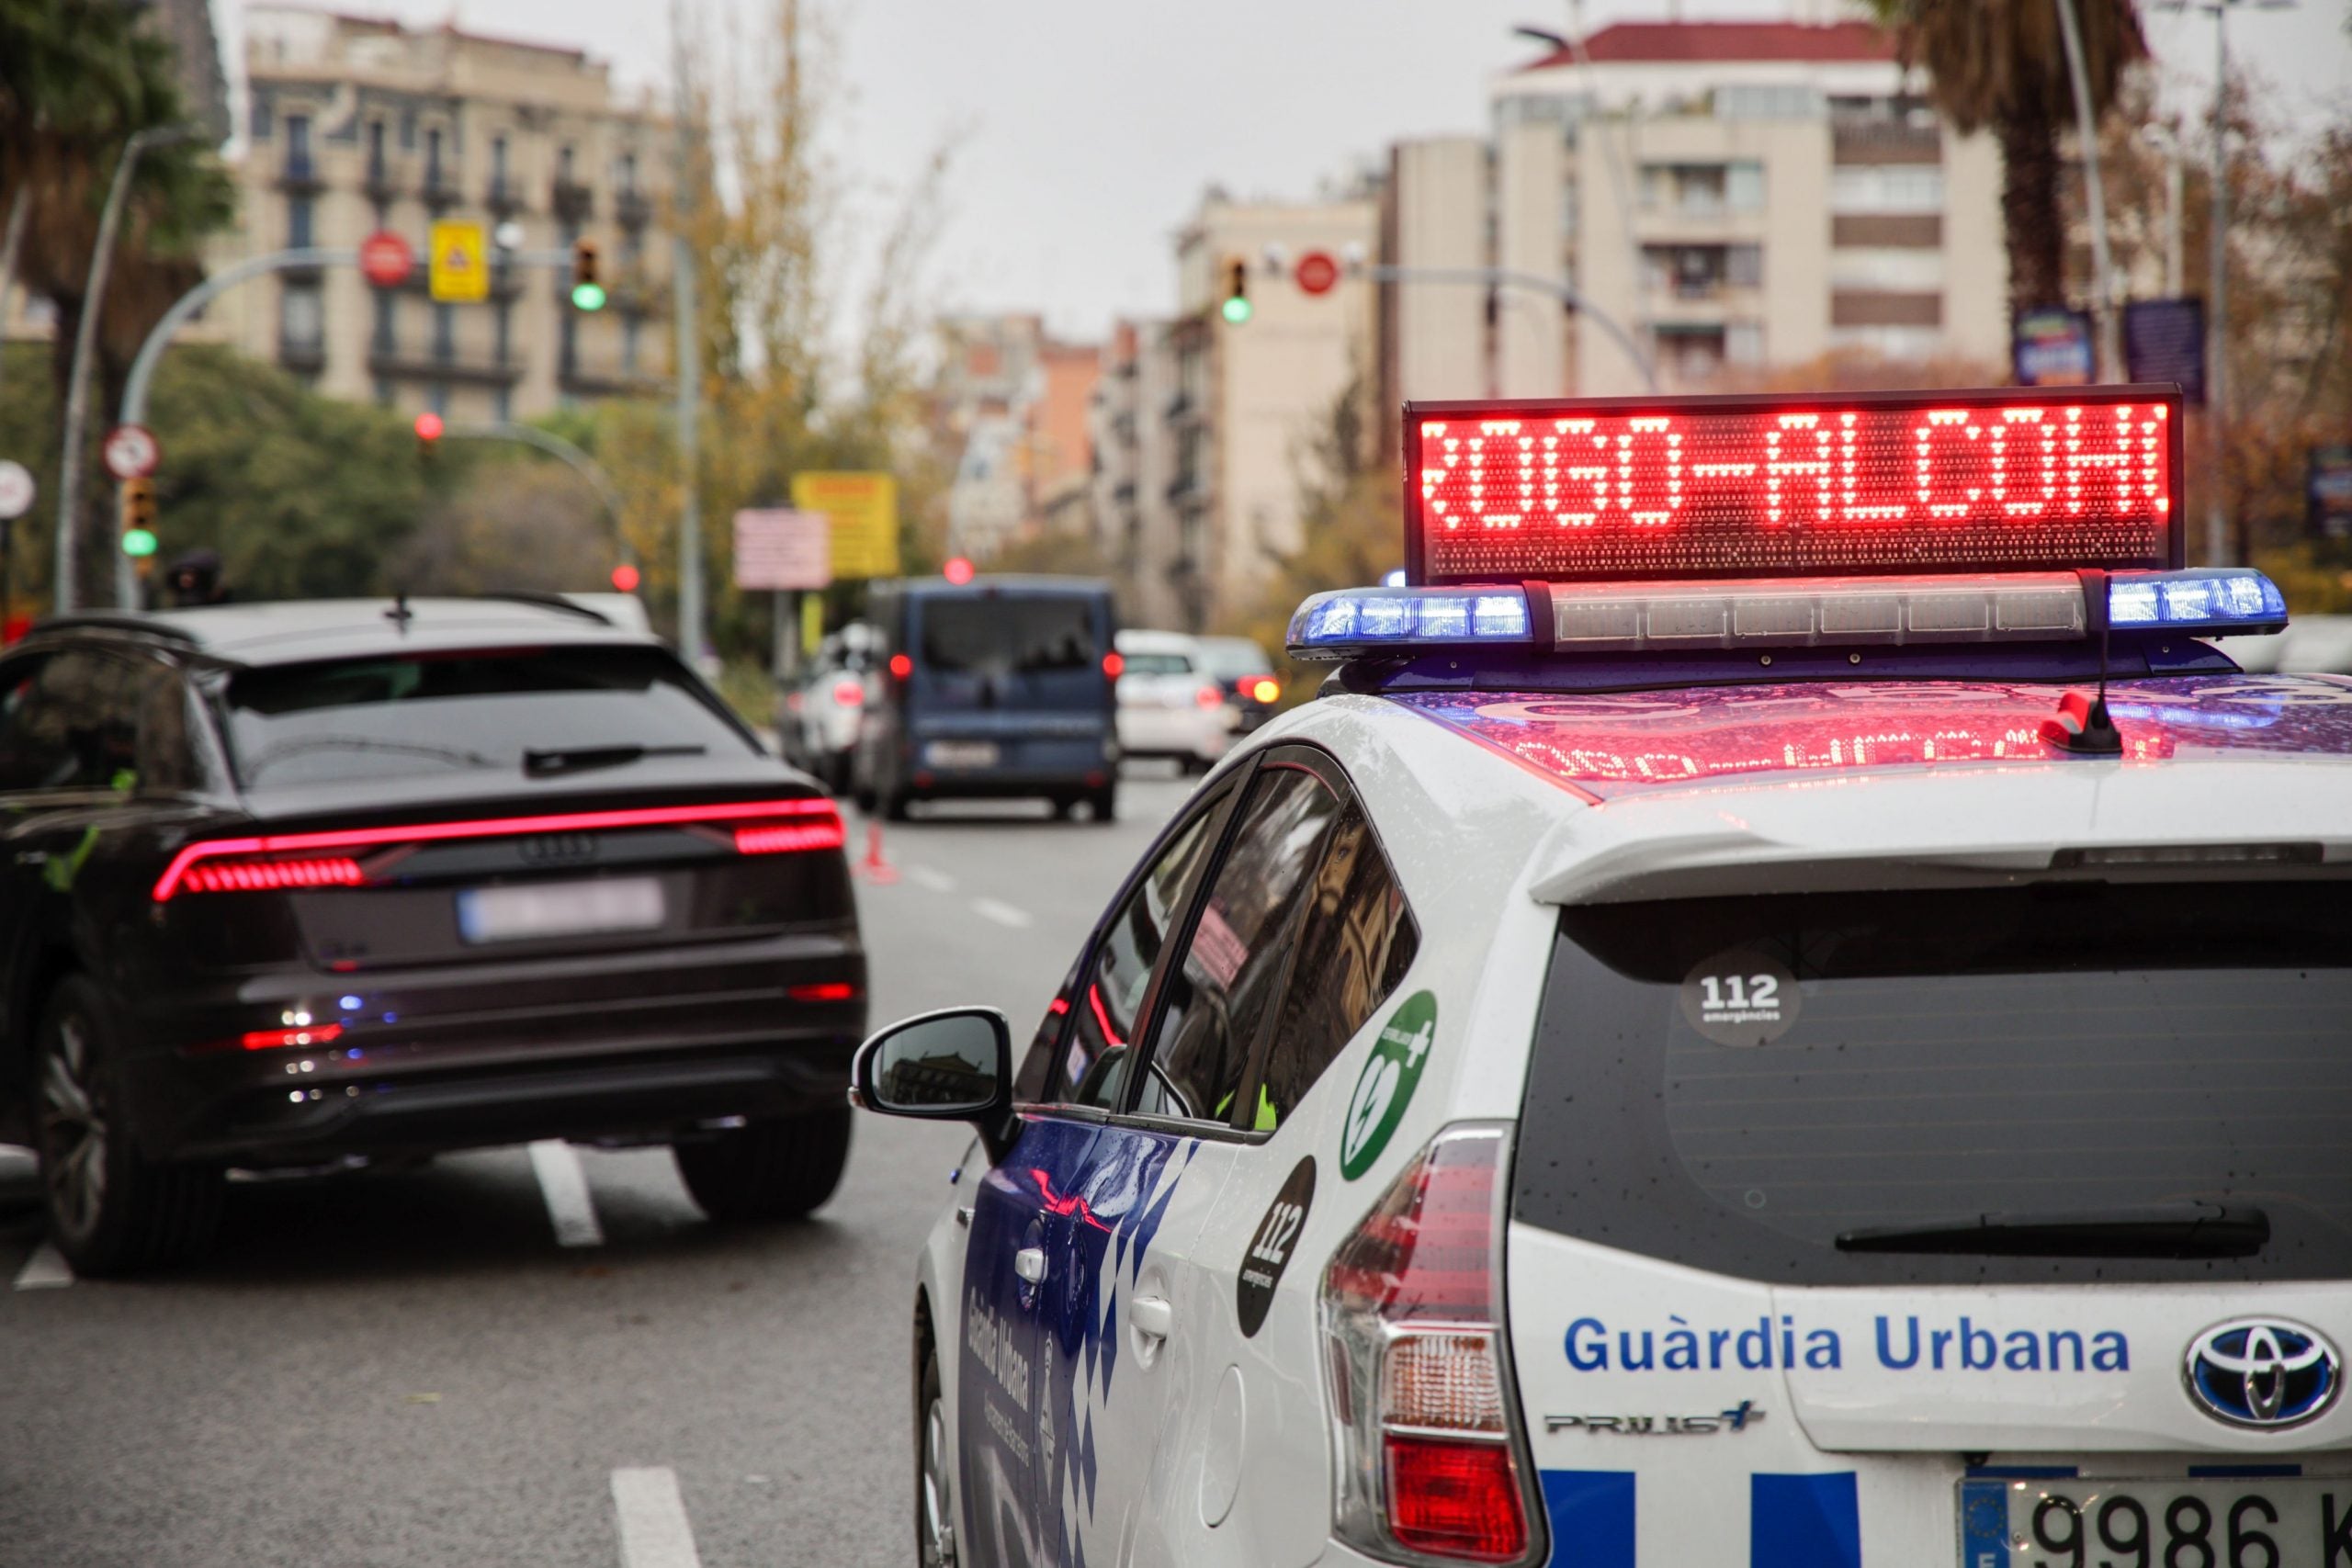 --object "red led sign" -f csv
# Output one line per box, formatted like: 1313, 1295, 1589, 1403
1403, 388, 2183, 584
